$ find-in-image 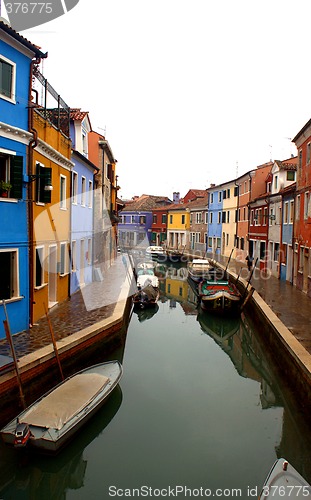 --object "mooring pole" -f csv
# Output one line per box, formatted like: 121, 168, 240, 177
2, 300, 26, 409
43, 303, 64, 381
